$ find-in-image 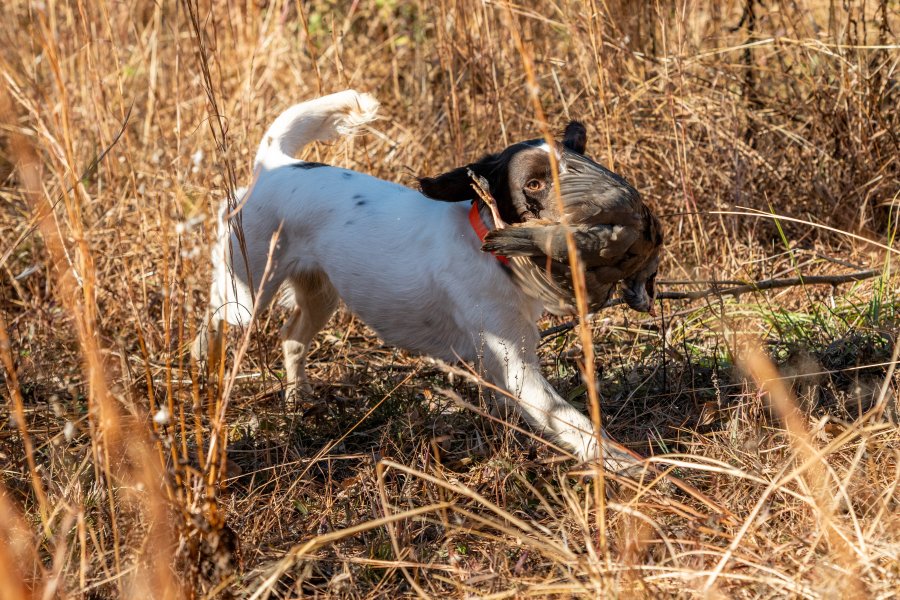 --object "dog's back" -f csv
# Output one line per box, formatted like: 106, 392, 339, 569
197, 90, 520, 360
